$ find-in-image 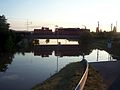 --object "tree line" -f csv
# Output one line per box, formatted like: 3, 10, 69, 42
0, 15, 22, 52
